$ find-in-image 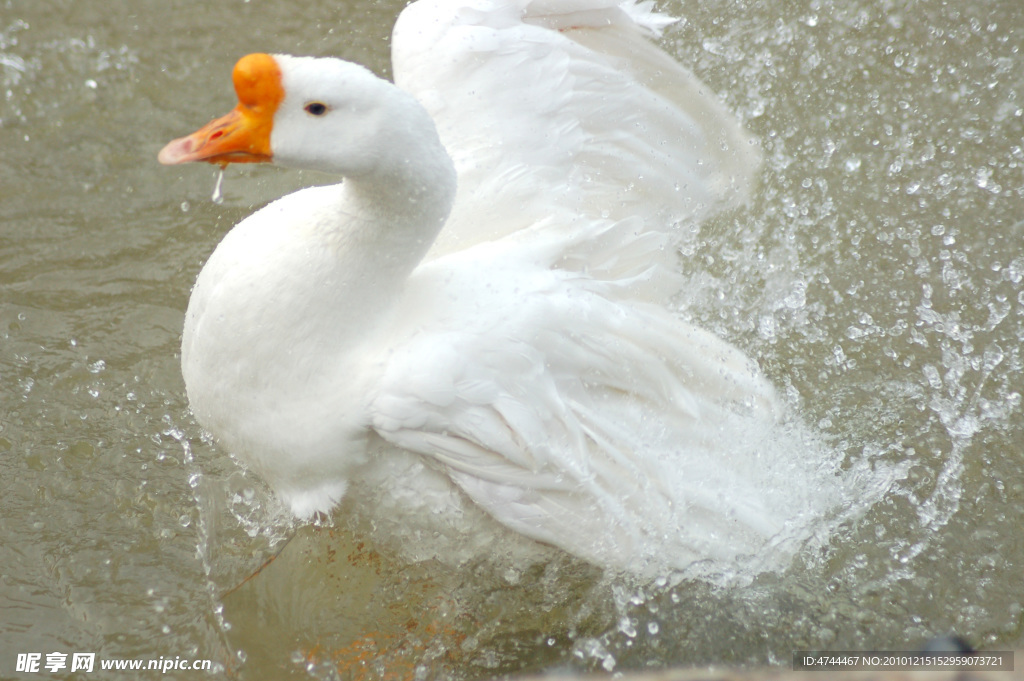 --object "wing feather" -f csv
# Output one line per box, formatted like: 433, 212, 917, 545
368, 259, 781, 575
393, 0, 762, 273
